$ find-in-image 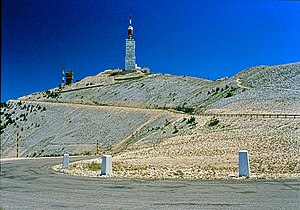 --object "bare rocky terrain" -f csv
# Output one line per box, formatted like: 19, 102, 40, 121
1, 62, 300, 179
